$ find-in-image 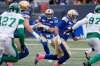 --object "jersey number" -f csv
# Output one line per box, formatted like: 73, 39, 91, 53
89, 17, 100, 24
0, 16, 16, 27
